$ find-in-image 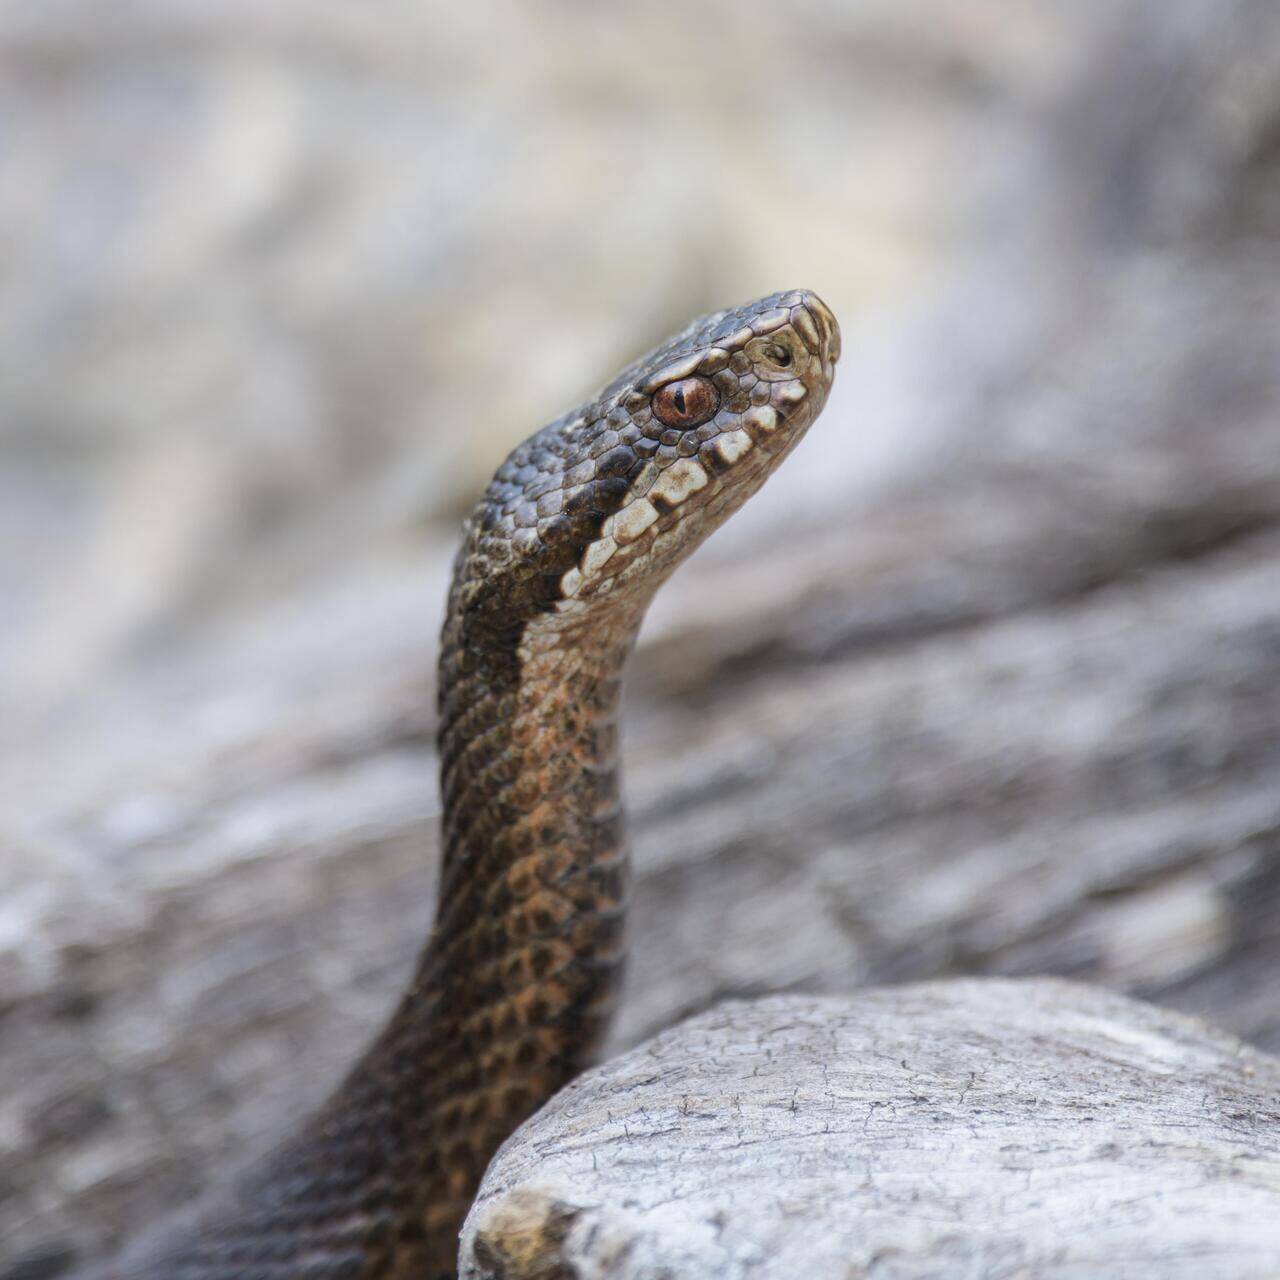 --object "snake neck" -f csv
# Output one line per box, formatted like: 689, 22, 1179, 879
344, 592, 638, 1268
425, 599, 635, 1078
437, 610, 632, 908
314, 595, 639, 1271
